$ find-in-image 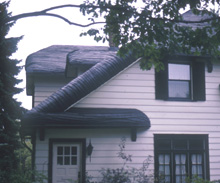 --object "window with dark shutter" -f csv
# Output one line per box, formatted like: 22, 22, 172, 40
155, 59, 206, 101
